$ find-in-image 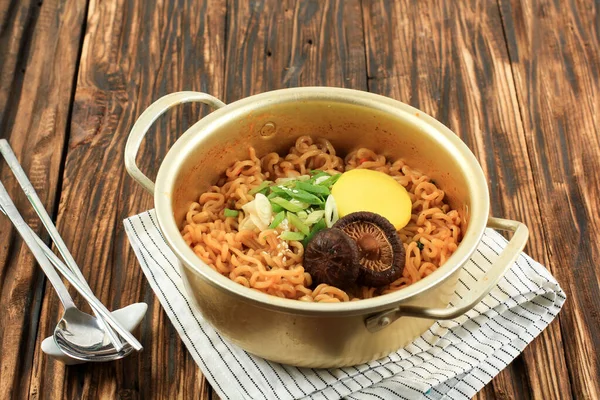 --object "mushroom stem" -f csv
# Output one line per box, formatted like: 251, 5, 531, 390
358, 234, 381, 260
